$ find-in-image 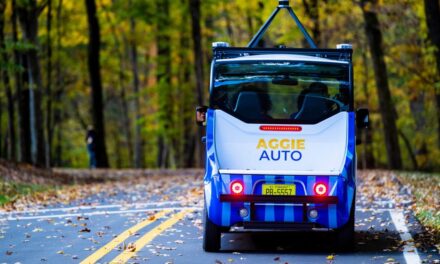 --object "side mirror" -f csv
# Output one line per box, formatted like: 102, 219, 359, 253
356, 108, 369, 129
196, 106, 208, 126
